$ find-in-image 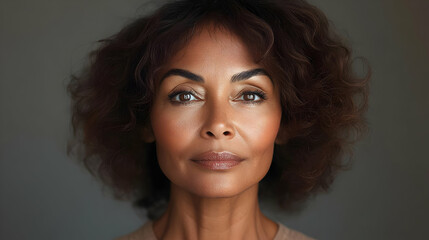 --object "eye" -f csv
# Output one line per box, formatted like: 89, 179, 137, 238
236, 90, 267, 104
168, 90, 199, 104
